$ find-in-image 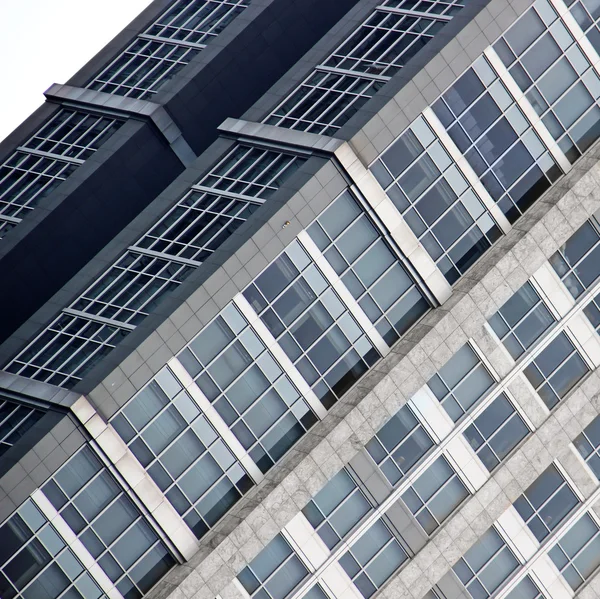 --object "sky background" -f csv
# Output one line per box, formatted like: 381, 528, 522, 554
0, 0, 155, 143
